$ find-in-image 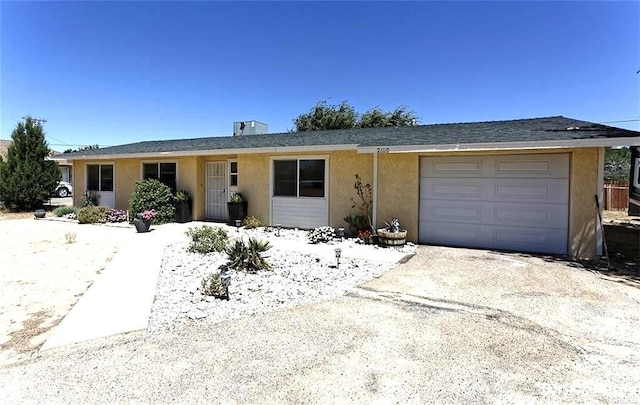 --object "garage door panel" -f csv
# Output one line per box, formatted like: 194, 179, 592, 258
422, 154, 569, 178
419, 154, 569, 255
420, 158, 484, 177
421, 178, 568, 204
495, 179, 569, 203
494, 154, 569, 178
423, 199, 567, 228
493, 227, 567, 255
493, 203, 568, 228
421, 200, 484, 223
420, 222, 488, 247
422, 178, 491, 200
420, 222, 568, 255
